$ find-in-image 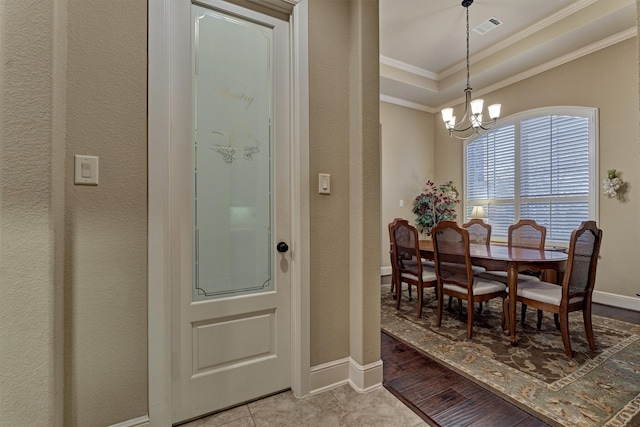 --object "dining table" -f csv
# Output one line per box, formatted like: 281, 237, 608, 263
418, 239, 568, 346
